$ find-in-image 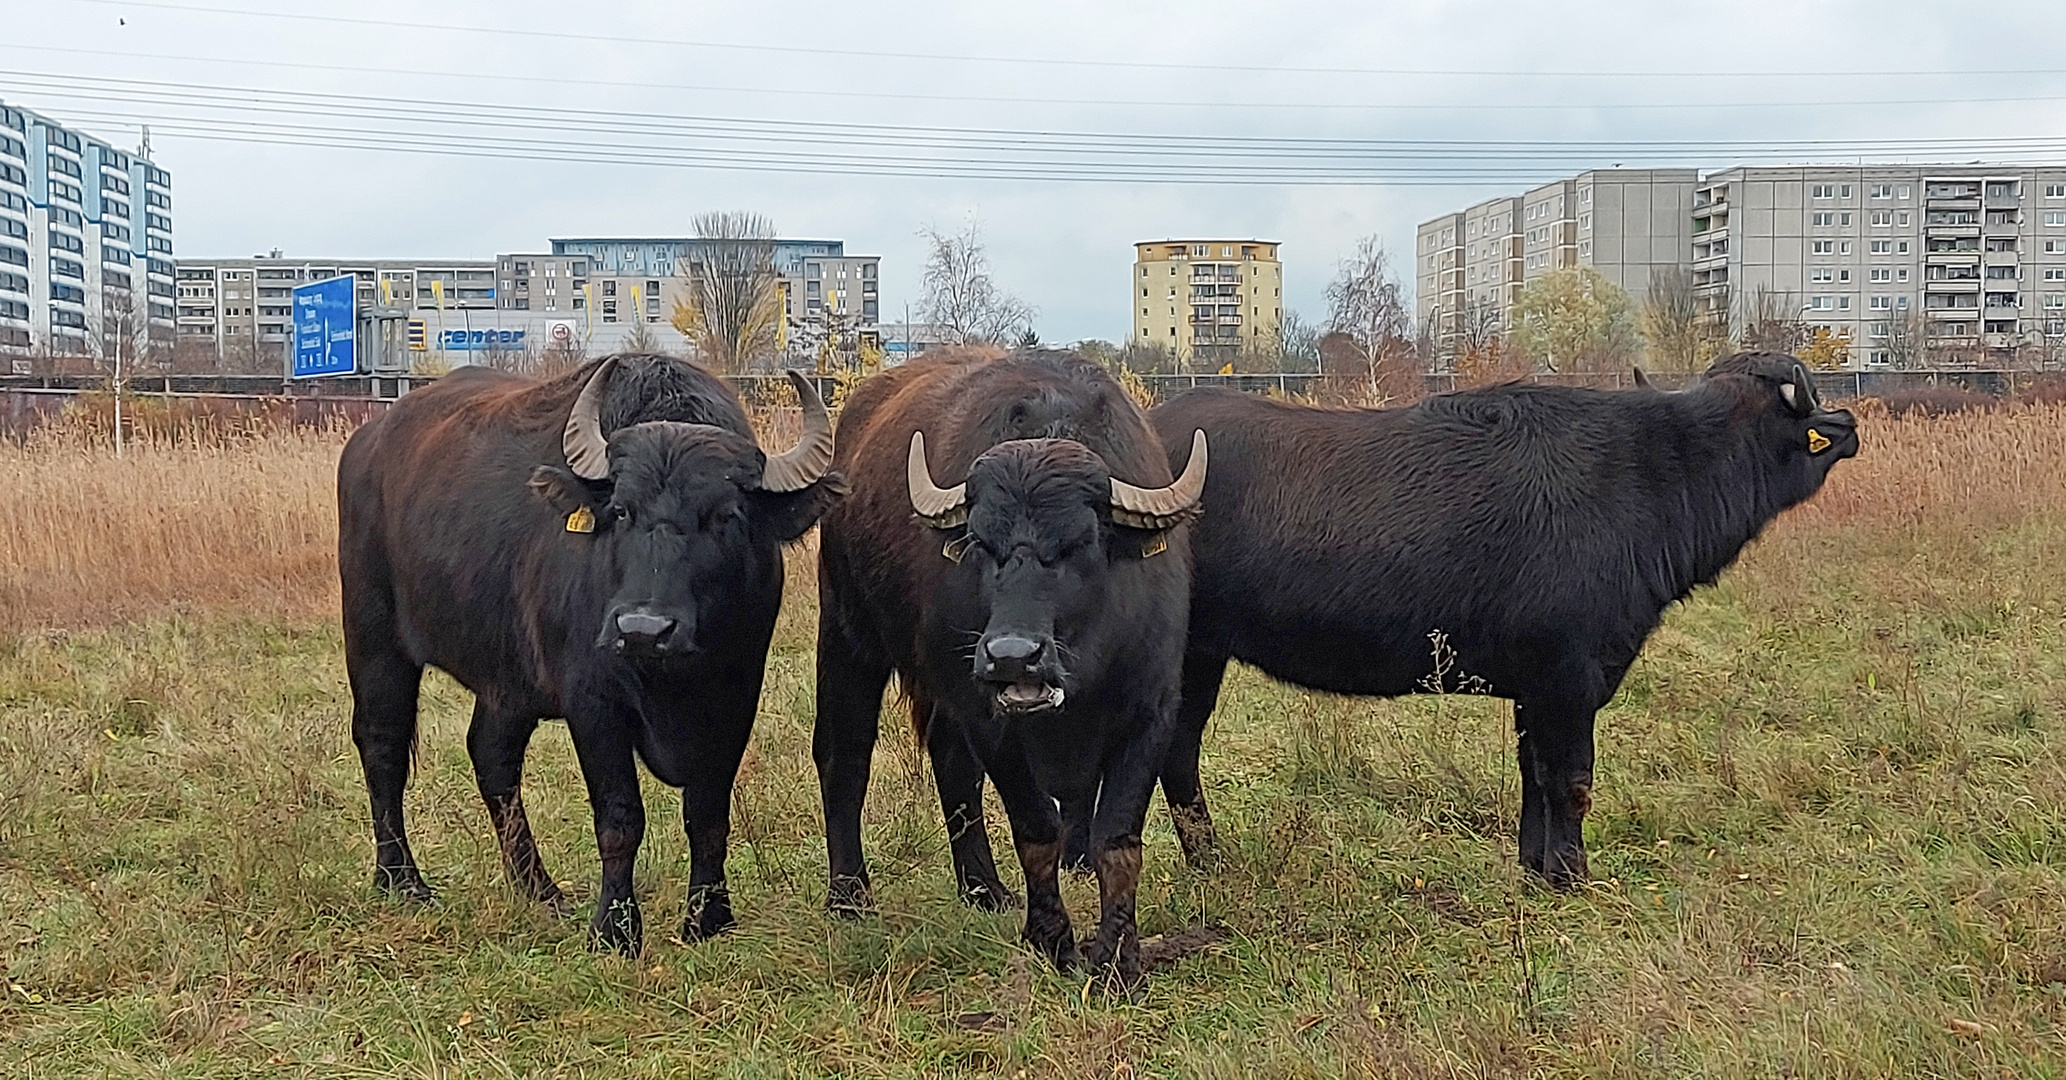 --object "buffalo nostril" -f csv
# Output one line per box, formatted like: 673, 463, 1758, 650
616, 612, 676, 641
983, 635, 1041, 663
